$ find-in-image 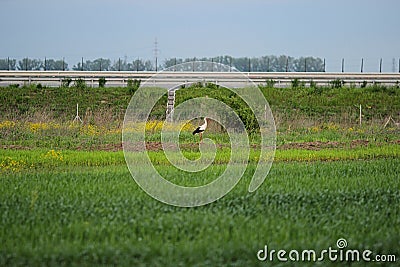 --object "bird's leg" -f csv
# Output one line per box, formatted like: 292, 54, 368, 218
199, 132, 203, 143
